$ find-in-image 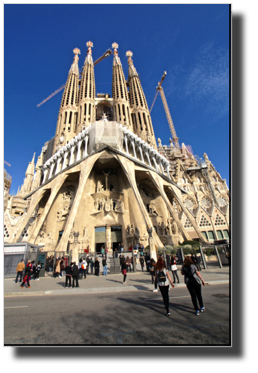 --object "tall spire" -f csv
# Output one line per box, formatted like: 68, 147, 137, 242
111, 43, 133, 129
19, 153, 35, 196
126, 50, 156, 149
53, 48, 80, 154
77, 41, 96, 130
